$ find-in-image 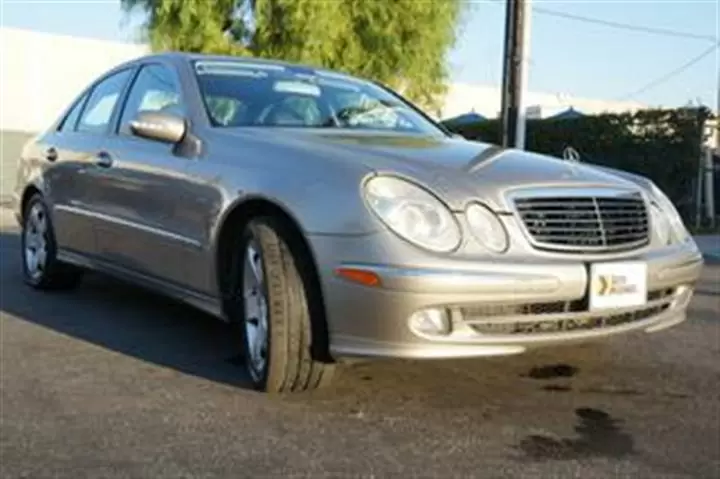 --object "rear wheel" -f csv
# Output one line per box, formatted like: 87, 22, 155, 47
21, 194, 83, 290
230, 216, 335, 393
